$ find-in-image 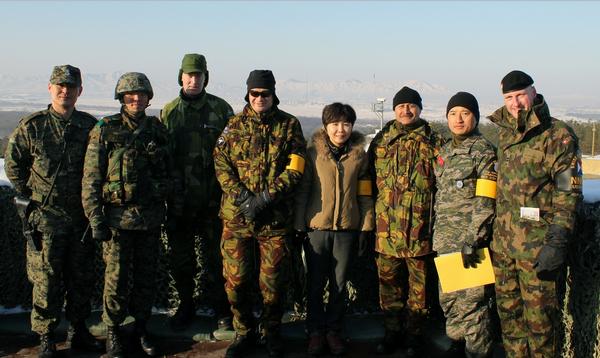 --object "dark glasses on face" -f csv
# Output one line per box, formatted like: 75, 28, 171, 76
249, 90, 272, 98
